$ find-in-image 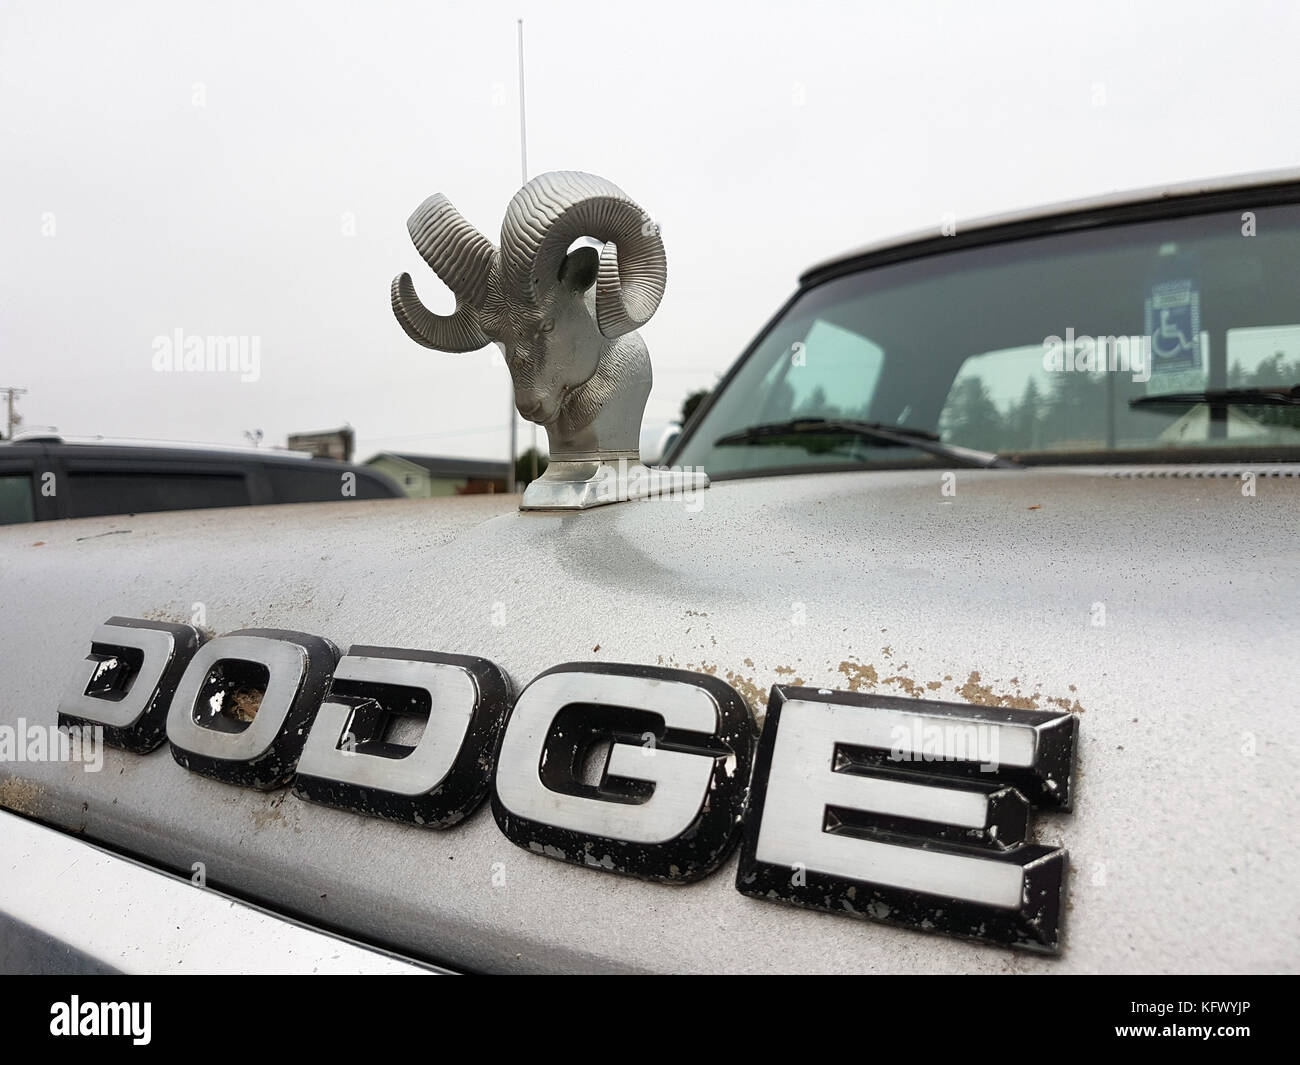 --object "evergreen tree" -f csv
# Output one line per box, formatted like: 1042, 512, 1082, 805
942, 376, 1004, 452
